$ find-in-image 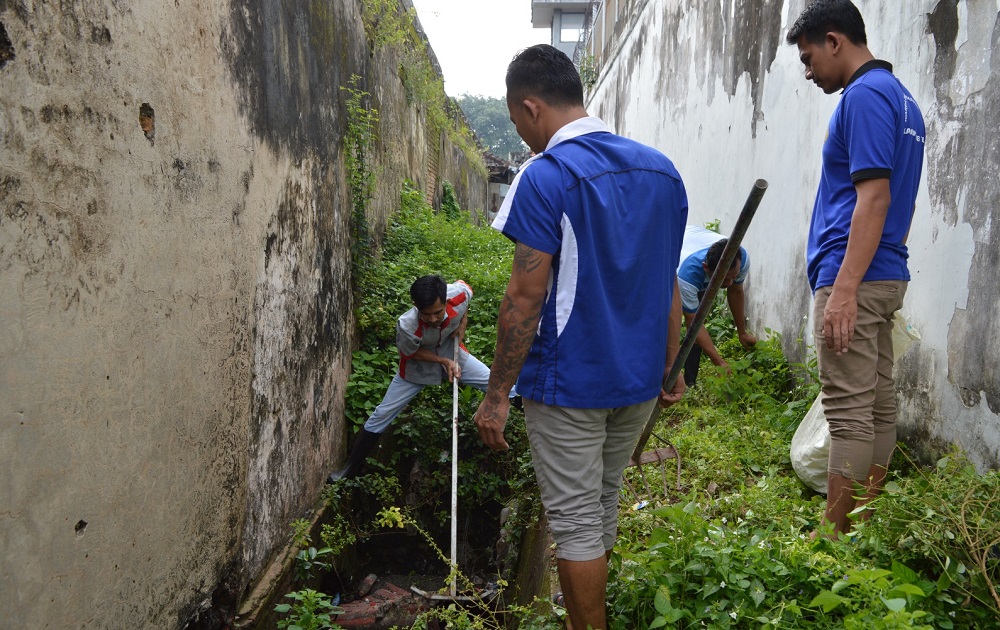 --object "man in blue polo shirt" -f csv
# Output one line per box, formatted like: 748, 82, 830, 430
472, 44, 687, 629
677, 225, 757, 385
787, 0, 925, 537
